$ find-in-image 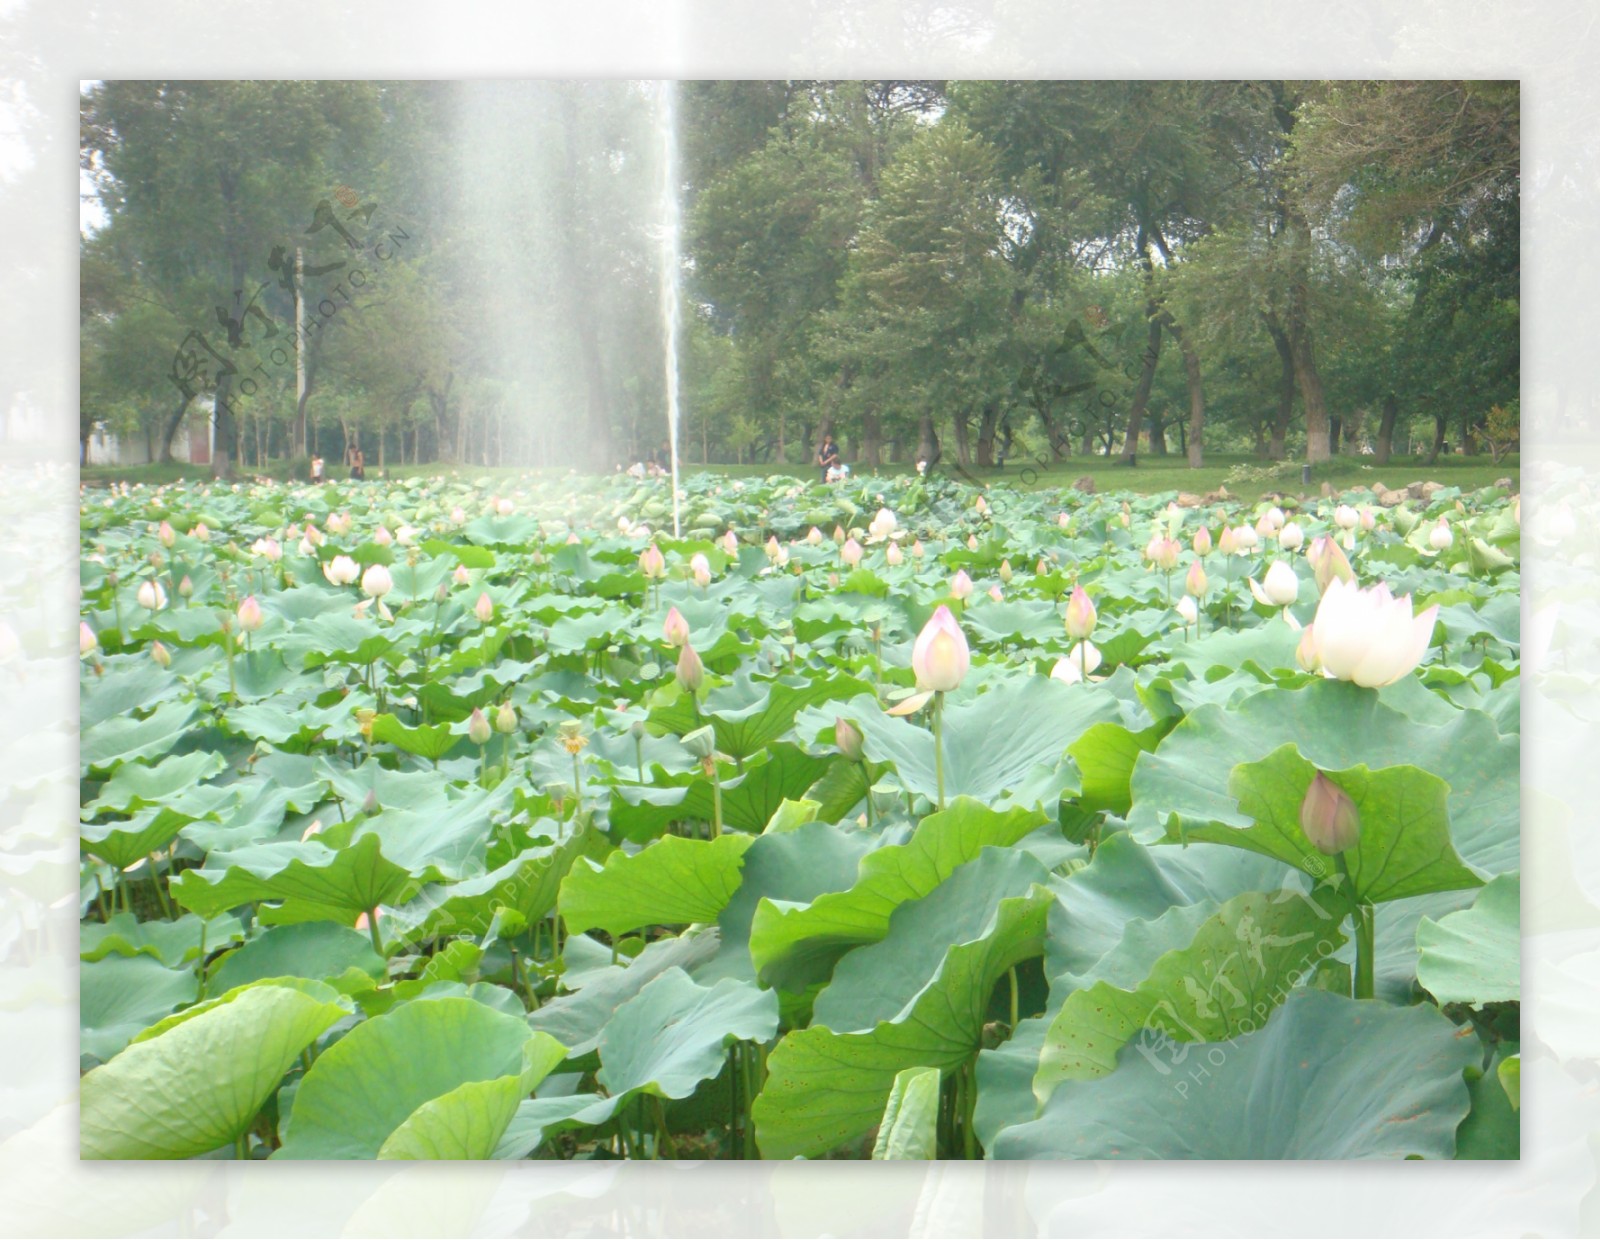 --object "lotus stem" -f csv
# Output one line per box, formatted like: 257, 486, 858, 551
365, 907, 383, 958
932, 691, 947, 812
1354, 901, 1376, 1000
